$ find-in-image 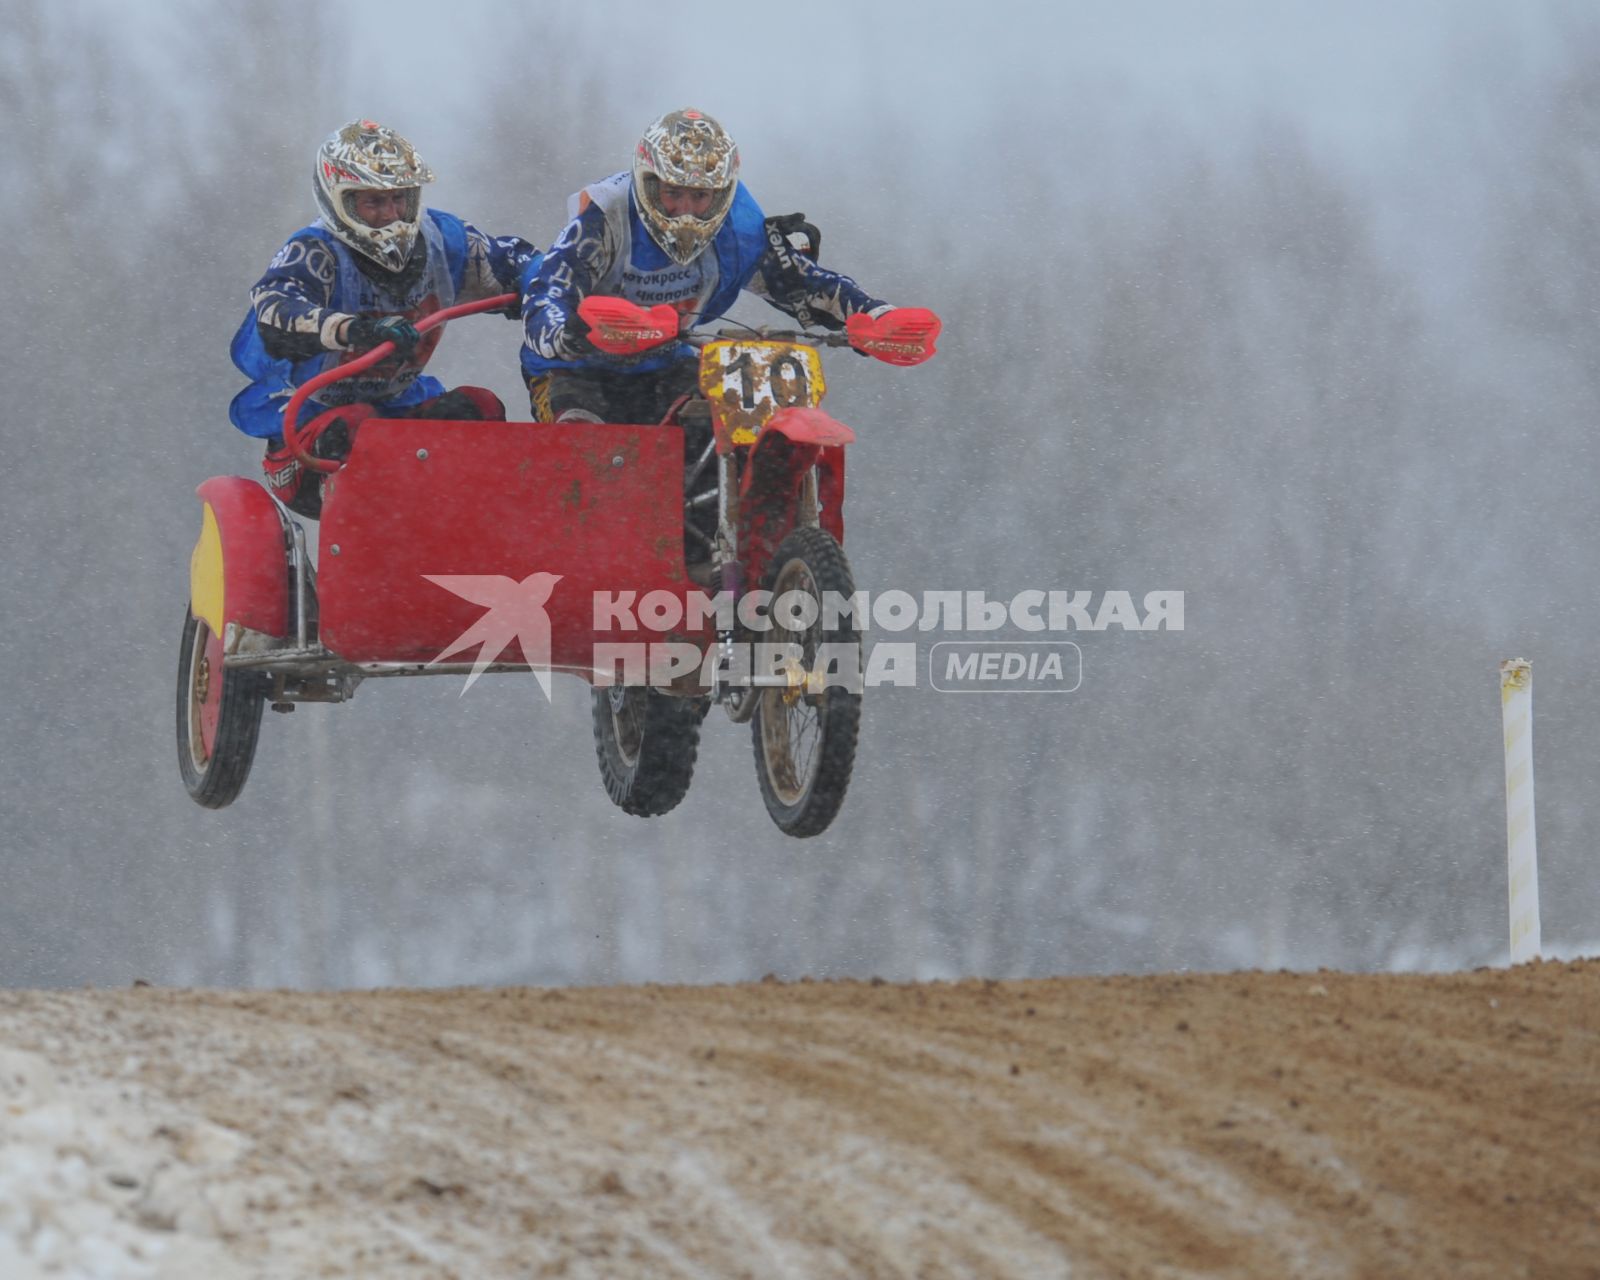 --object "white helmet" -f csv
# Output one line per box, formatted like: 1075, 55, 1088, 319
631, 109, 739, 266
313, 120, 435, 273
